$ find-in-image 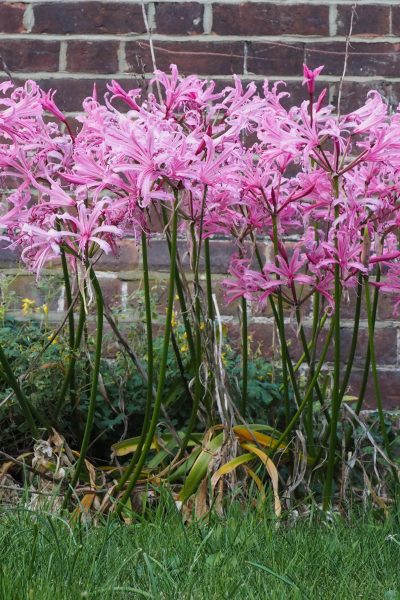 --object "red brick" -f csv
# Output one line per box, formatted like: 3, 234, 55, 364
340, 327, 397, 367
330, 81, 391, 113
213, 4, 329, 36
146, 238, 238, 273
0, 3, 25, 33
66, 41, 119, 74
247, 42, 304, 76
96, 239, 140, 271
155, 3, 203, 35
32, 2, 145, 34
30, 79, 109, 112
336, 5, 390, 37
305, 42, 400, 78
125, 40, 244, 75
0, 40, 59, 73
348, 369, 400, 410
96, 277, 122, 308
391, 7, 400, 36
